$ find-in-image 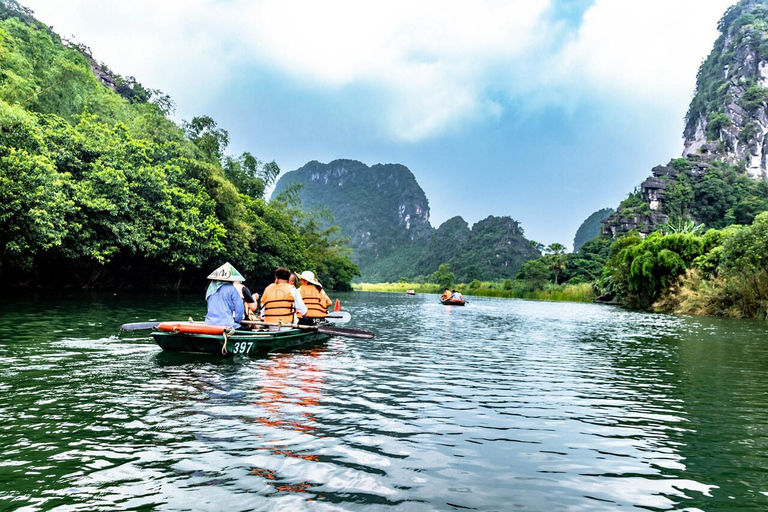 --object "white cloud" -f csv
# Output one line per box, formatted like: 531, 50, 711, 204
21, 0, 736, 139
551, 0, 736, 107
